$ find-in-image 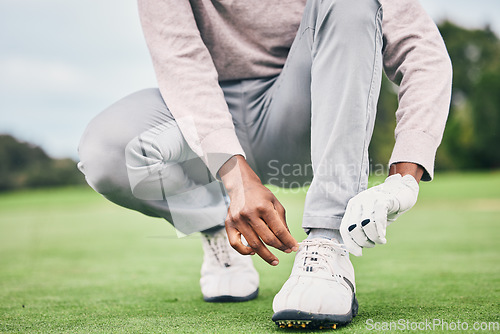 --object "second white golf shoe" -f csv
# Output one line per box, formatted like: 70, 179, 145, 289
200, 228, 259, 302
